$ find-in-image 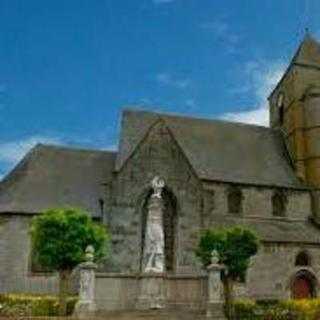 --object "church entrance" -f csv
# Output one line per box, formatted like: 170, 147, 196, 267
292, 271, 315, 299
